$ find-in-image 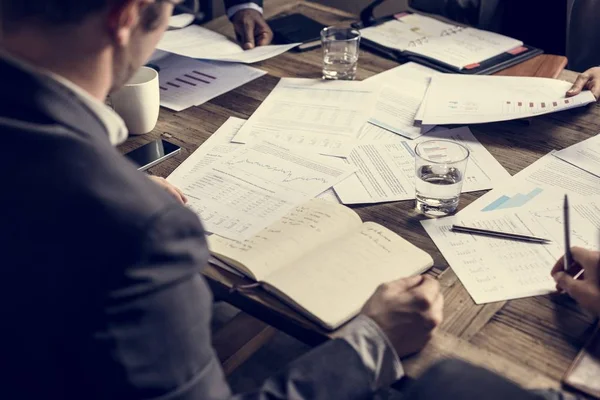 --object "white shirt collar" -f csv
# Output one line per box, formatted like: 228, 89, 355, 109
0, 51, 128, 146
